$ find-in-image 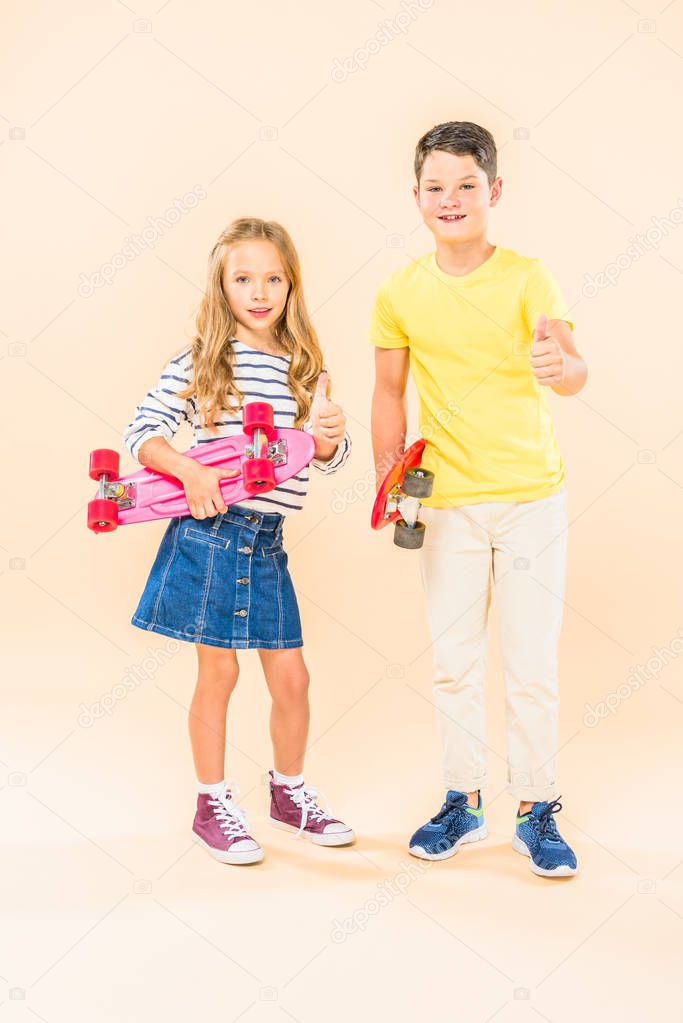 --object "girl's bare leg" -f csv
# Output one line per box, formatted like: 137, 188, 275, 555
258, 648, 310, 776
189, 644, 239, 784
